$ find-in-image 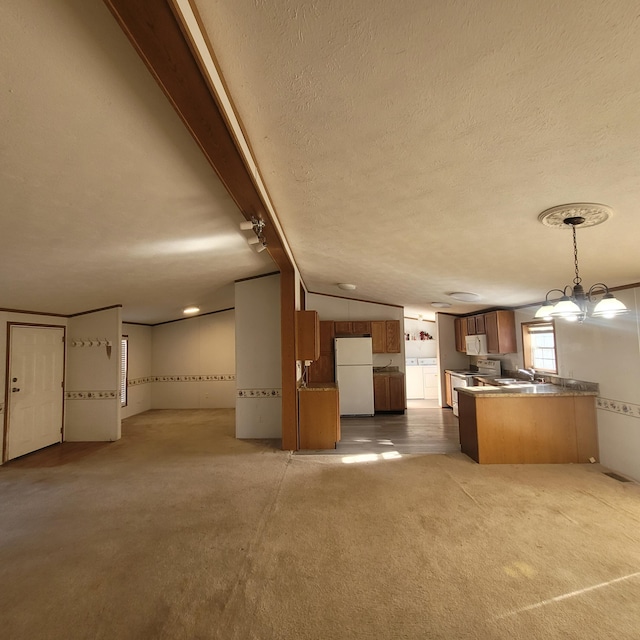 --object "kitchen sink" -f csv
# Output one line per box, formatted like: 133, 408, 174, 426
494, 378, 550, 386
